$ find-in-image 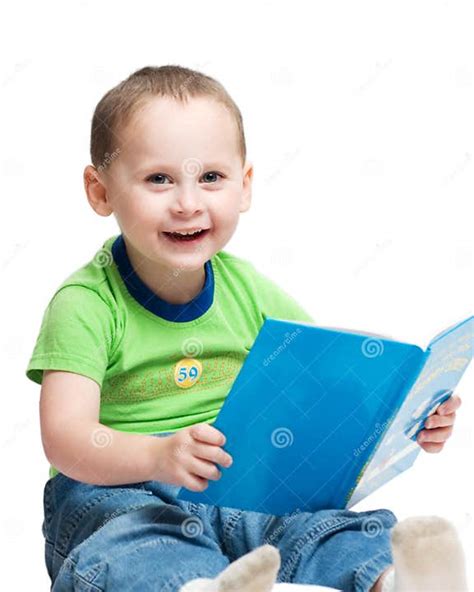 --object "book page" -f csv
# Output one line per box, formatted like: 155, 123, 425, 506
347, 316, 473, 507
285, 316, 474, 347
429, 315, 474, 345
